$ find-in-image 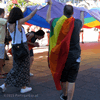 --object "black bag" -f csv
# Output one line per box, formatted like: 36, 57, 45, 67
12, 22, 28, 60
